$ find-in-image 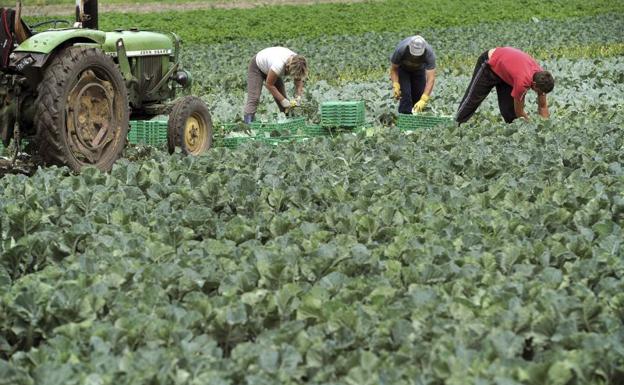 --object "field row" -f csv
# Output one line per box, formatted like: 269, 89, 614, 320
2, 3, 623, 384
181, 14, 624, 85
24, 0, 624, 44
2, 108, 623, 384
203, 54, 624, 126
